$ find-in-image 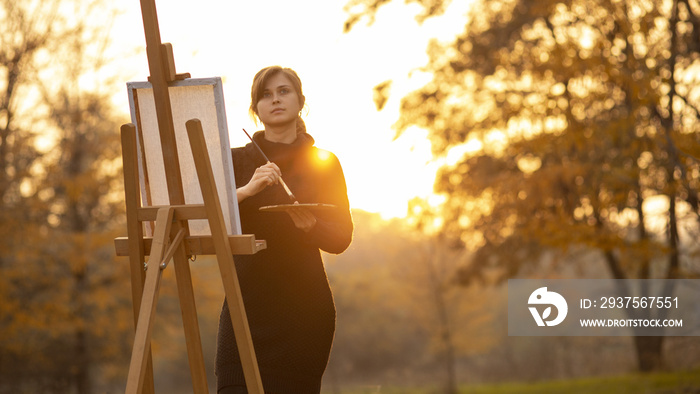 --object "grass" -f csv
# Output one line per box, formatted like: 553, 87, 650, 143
466, 368, 700, 394
327, 368, 700, 394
